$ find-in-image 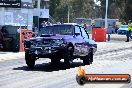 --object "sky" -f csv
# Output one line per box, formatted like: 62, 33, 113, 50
94, 0, 101, 6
